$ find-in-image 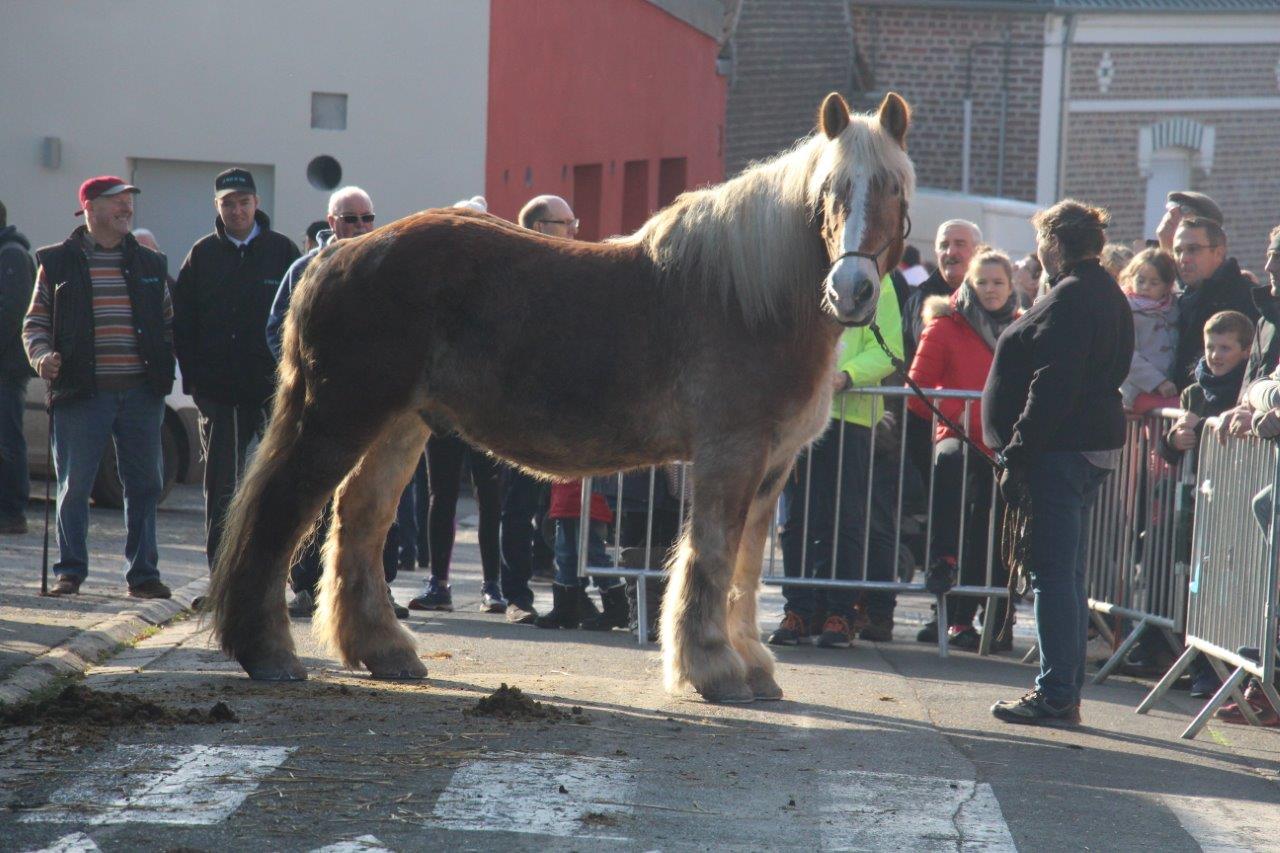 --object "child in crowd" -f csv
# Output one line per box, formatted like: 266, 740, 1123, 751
534, 480, 629, 631
1162, 310, 1254, 462
1120, 248, 1181, 414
